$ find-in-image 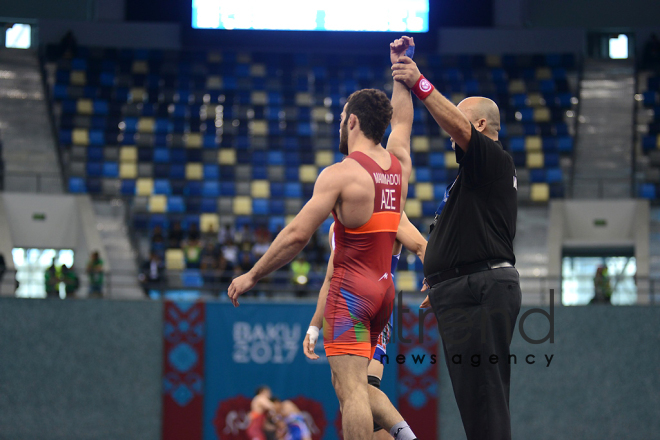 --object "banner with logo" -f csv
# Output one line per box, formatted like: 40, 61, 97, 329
163, 301, 206, 440
396, 303, 439, 440
202, 302, 398, 440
